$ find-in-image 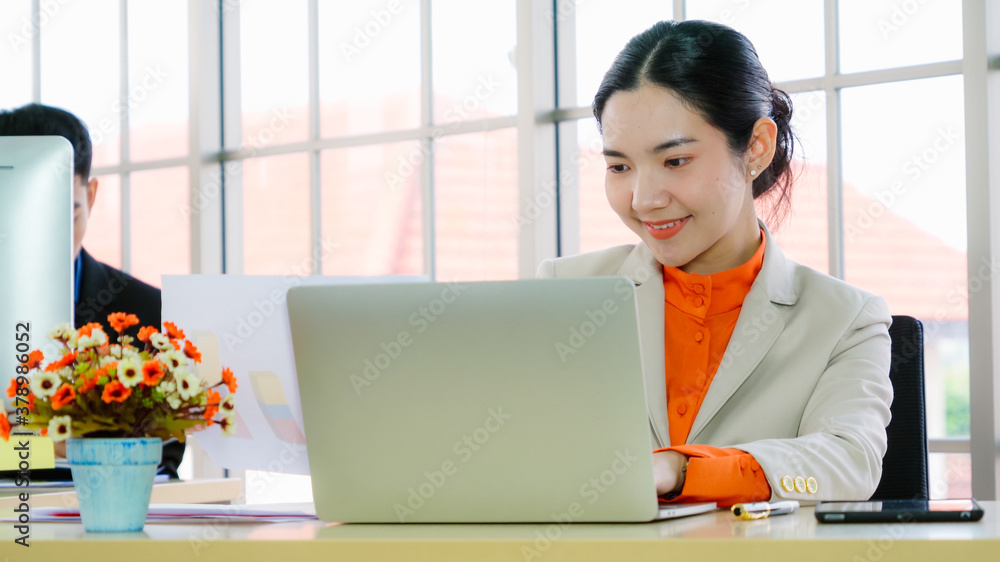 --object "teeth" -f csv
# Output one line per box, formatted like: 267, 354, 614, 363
651, 219, 682, 230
